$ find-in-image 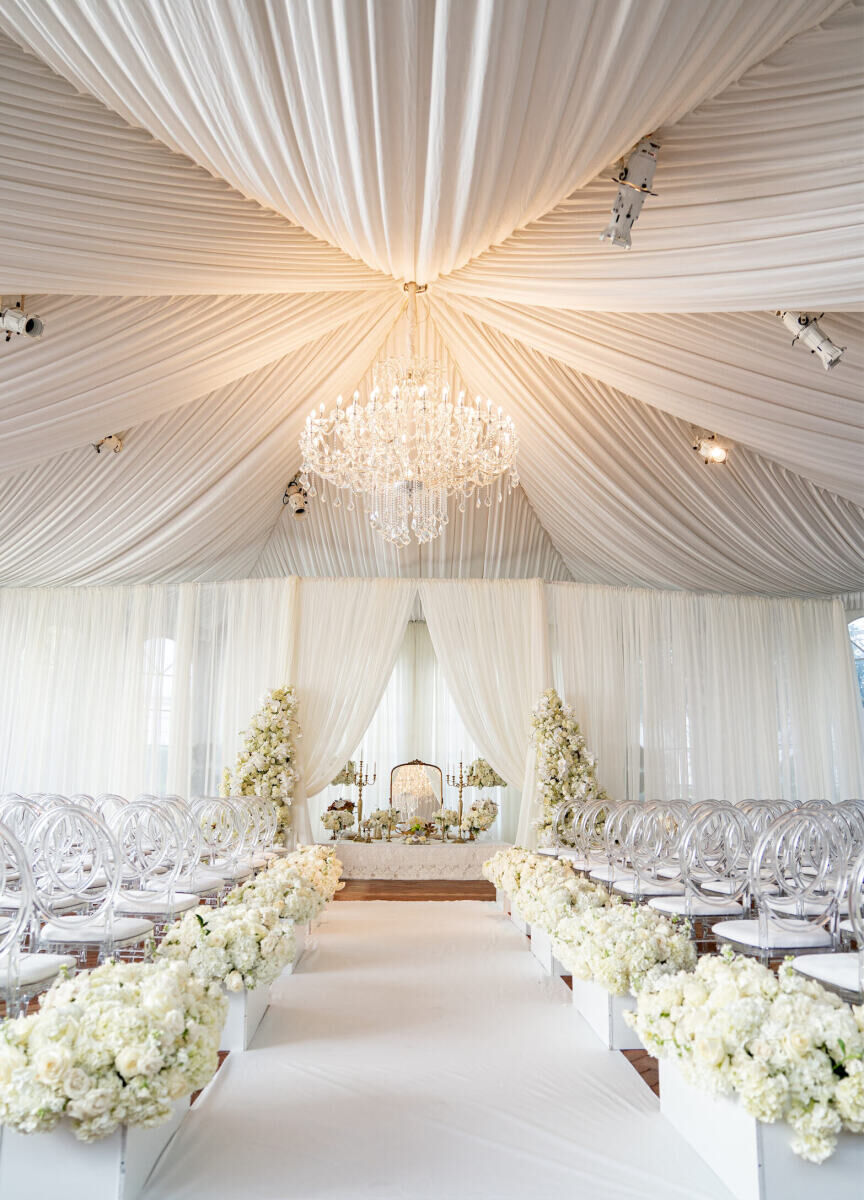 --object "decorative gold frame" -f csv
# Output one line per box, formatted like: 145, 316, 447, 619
388, 759, 444, 810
